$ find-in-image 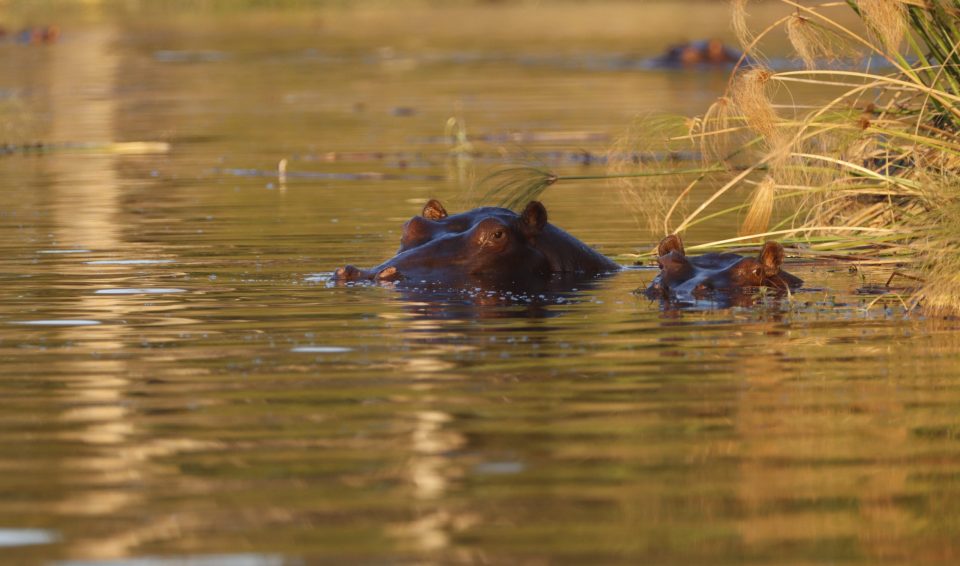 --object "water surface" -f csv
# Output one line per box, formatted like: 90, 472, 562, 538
1, 4, 959, 565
